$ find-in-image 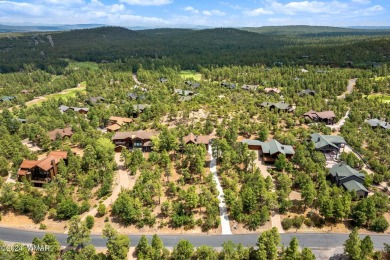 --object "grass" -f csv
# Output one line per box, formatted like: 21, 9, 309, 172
28, 82, 87, 107
366, 93, 390, 103
180, 70, 202, 81
63, 59, 99, 70
371, 76, 390, 81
